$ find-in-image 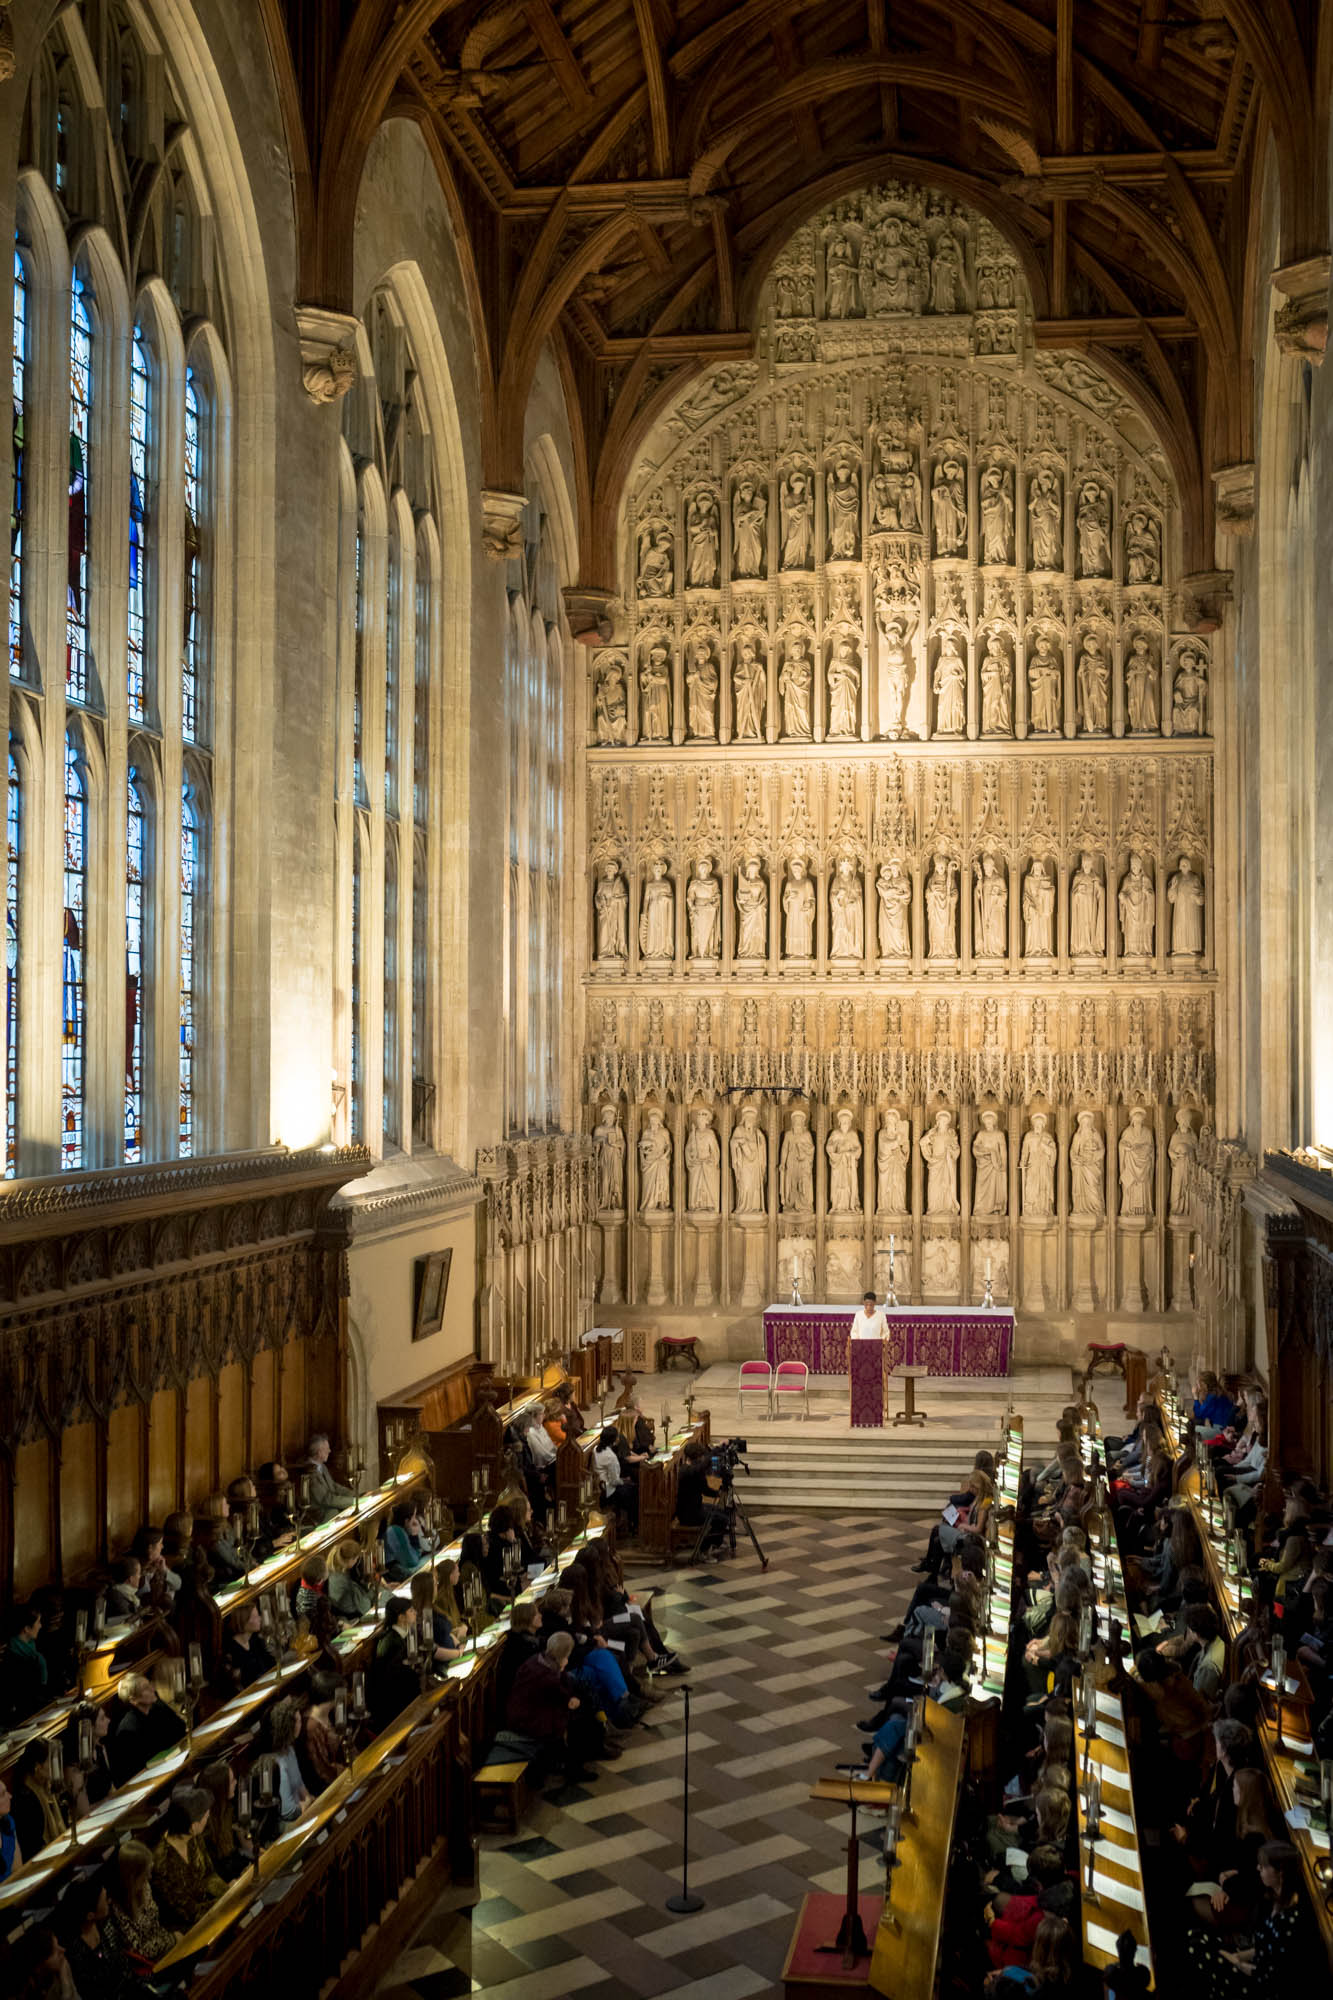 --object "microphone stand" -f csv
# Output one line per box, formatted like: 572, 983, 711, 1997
664, 1681, 704, 1914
